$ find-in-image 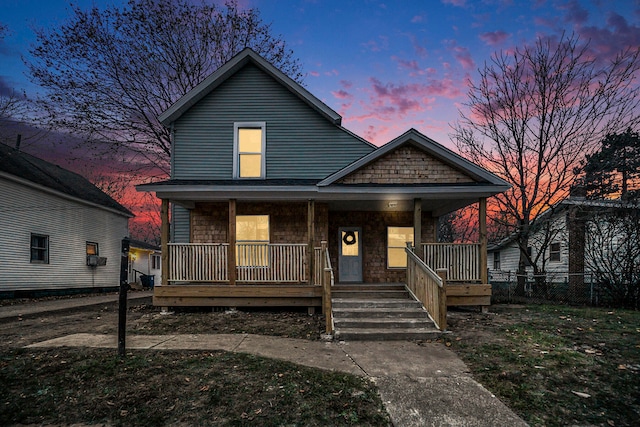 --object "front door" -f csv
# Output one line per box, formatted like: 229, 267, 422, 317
338, 227, 362, 282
